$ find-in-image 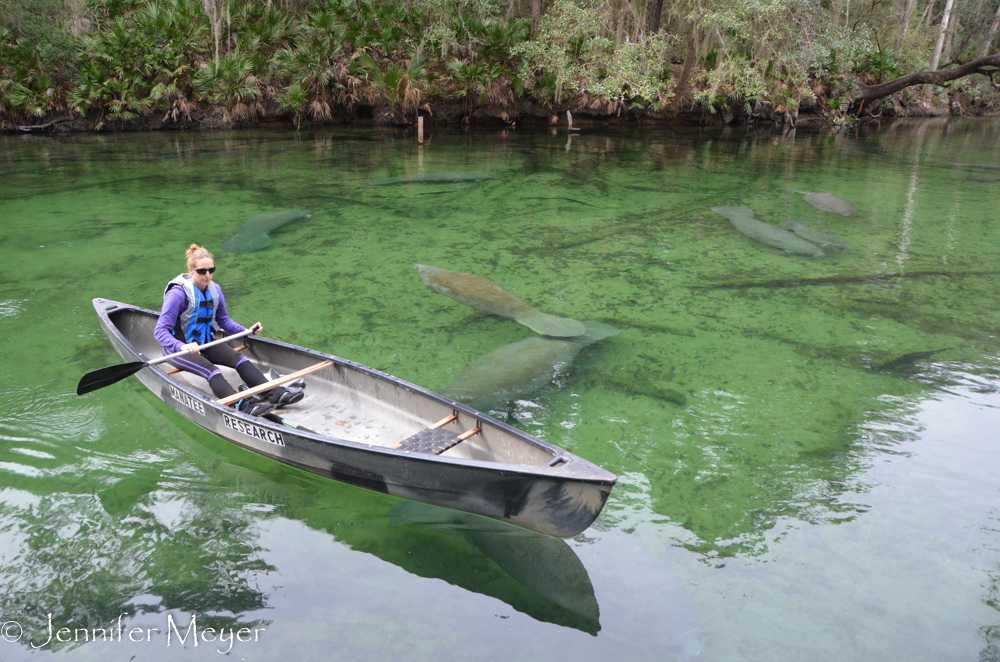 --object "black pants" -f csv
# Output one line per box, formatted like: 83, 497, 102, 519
167, 344, 268, 399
